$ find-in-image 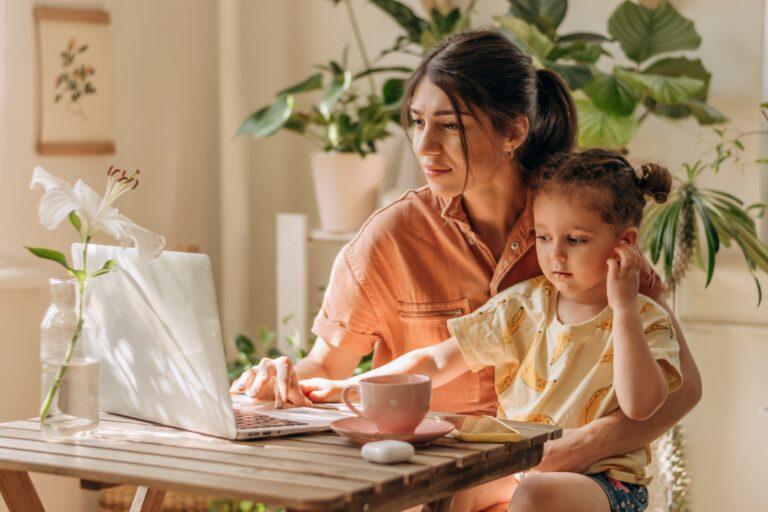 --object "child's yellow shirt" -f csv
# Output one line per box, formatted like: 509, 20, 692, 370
447, 275, 682, 484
